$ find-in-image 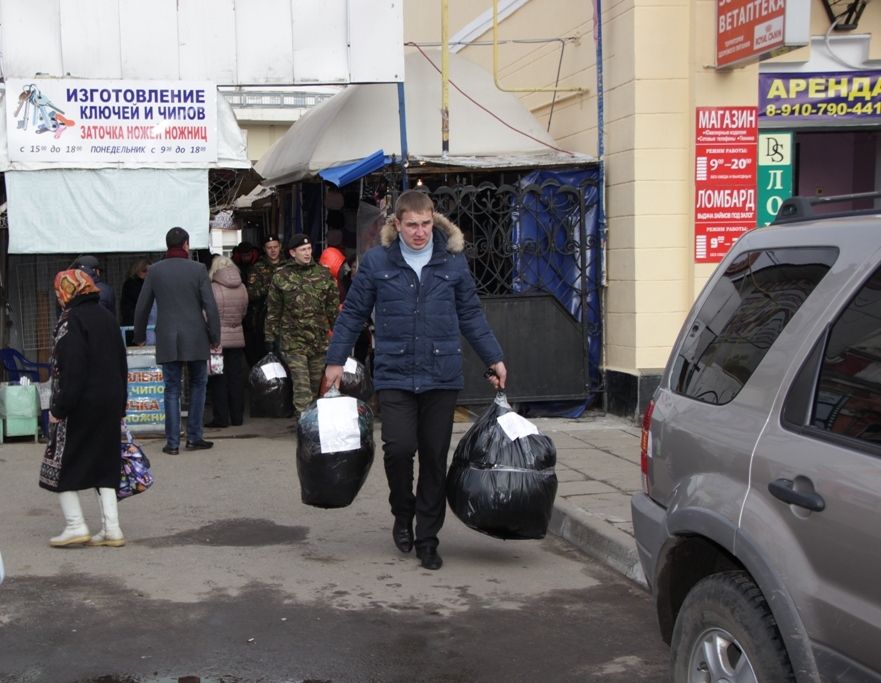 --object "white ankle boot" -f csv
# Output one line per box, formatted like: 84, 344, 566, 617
88, 488, 125, 547
50, 491, 91, 547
